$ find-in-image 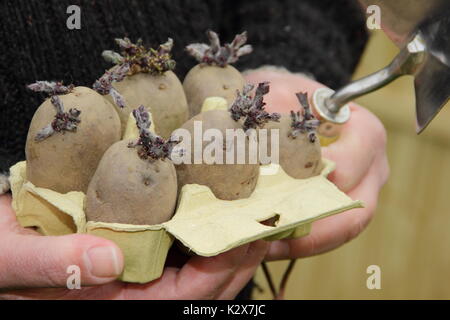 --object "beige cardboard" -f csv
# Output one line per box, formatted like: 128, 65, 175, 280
9, 108, 364, 283
163, 160, 363, 256
201, 97, 228, 112
9, 161, 86, 235
9, 158, 363, 283
85, 221, 173, 283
